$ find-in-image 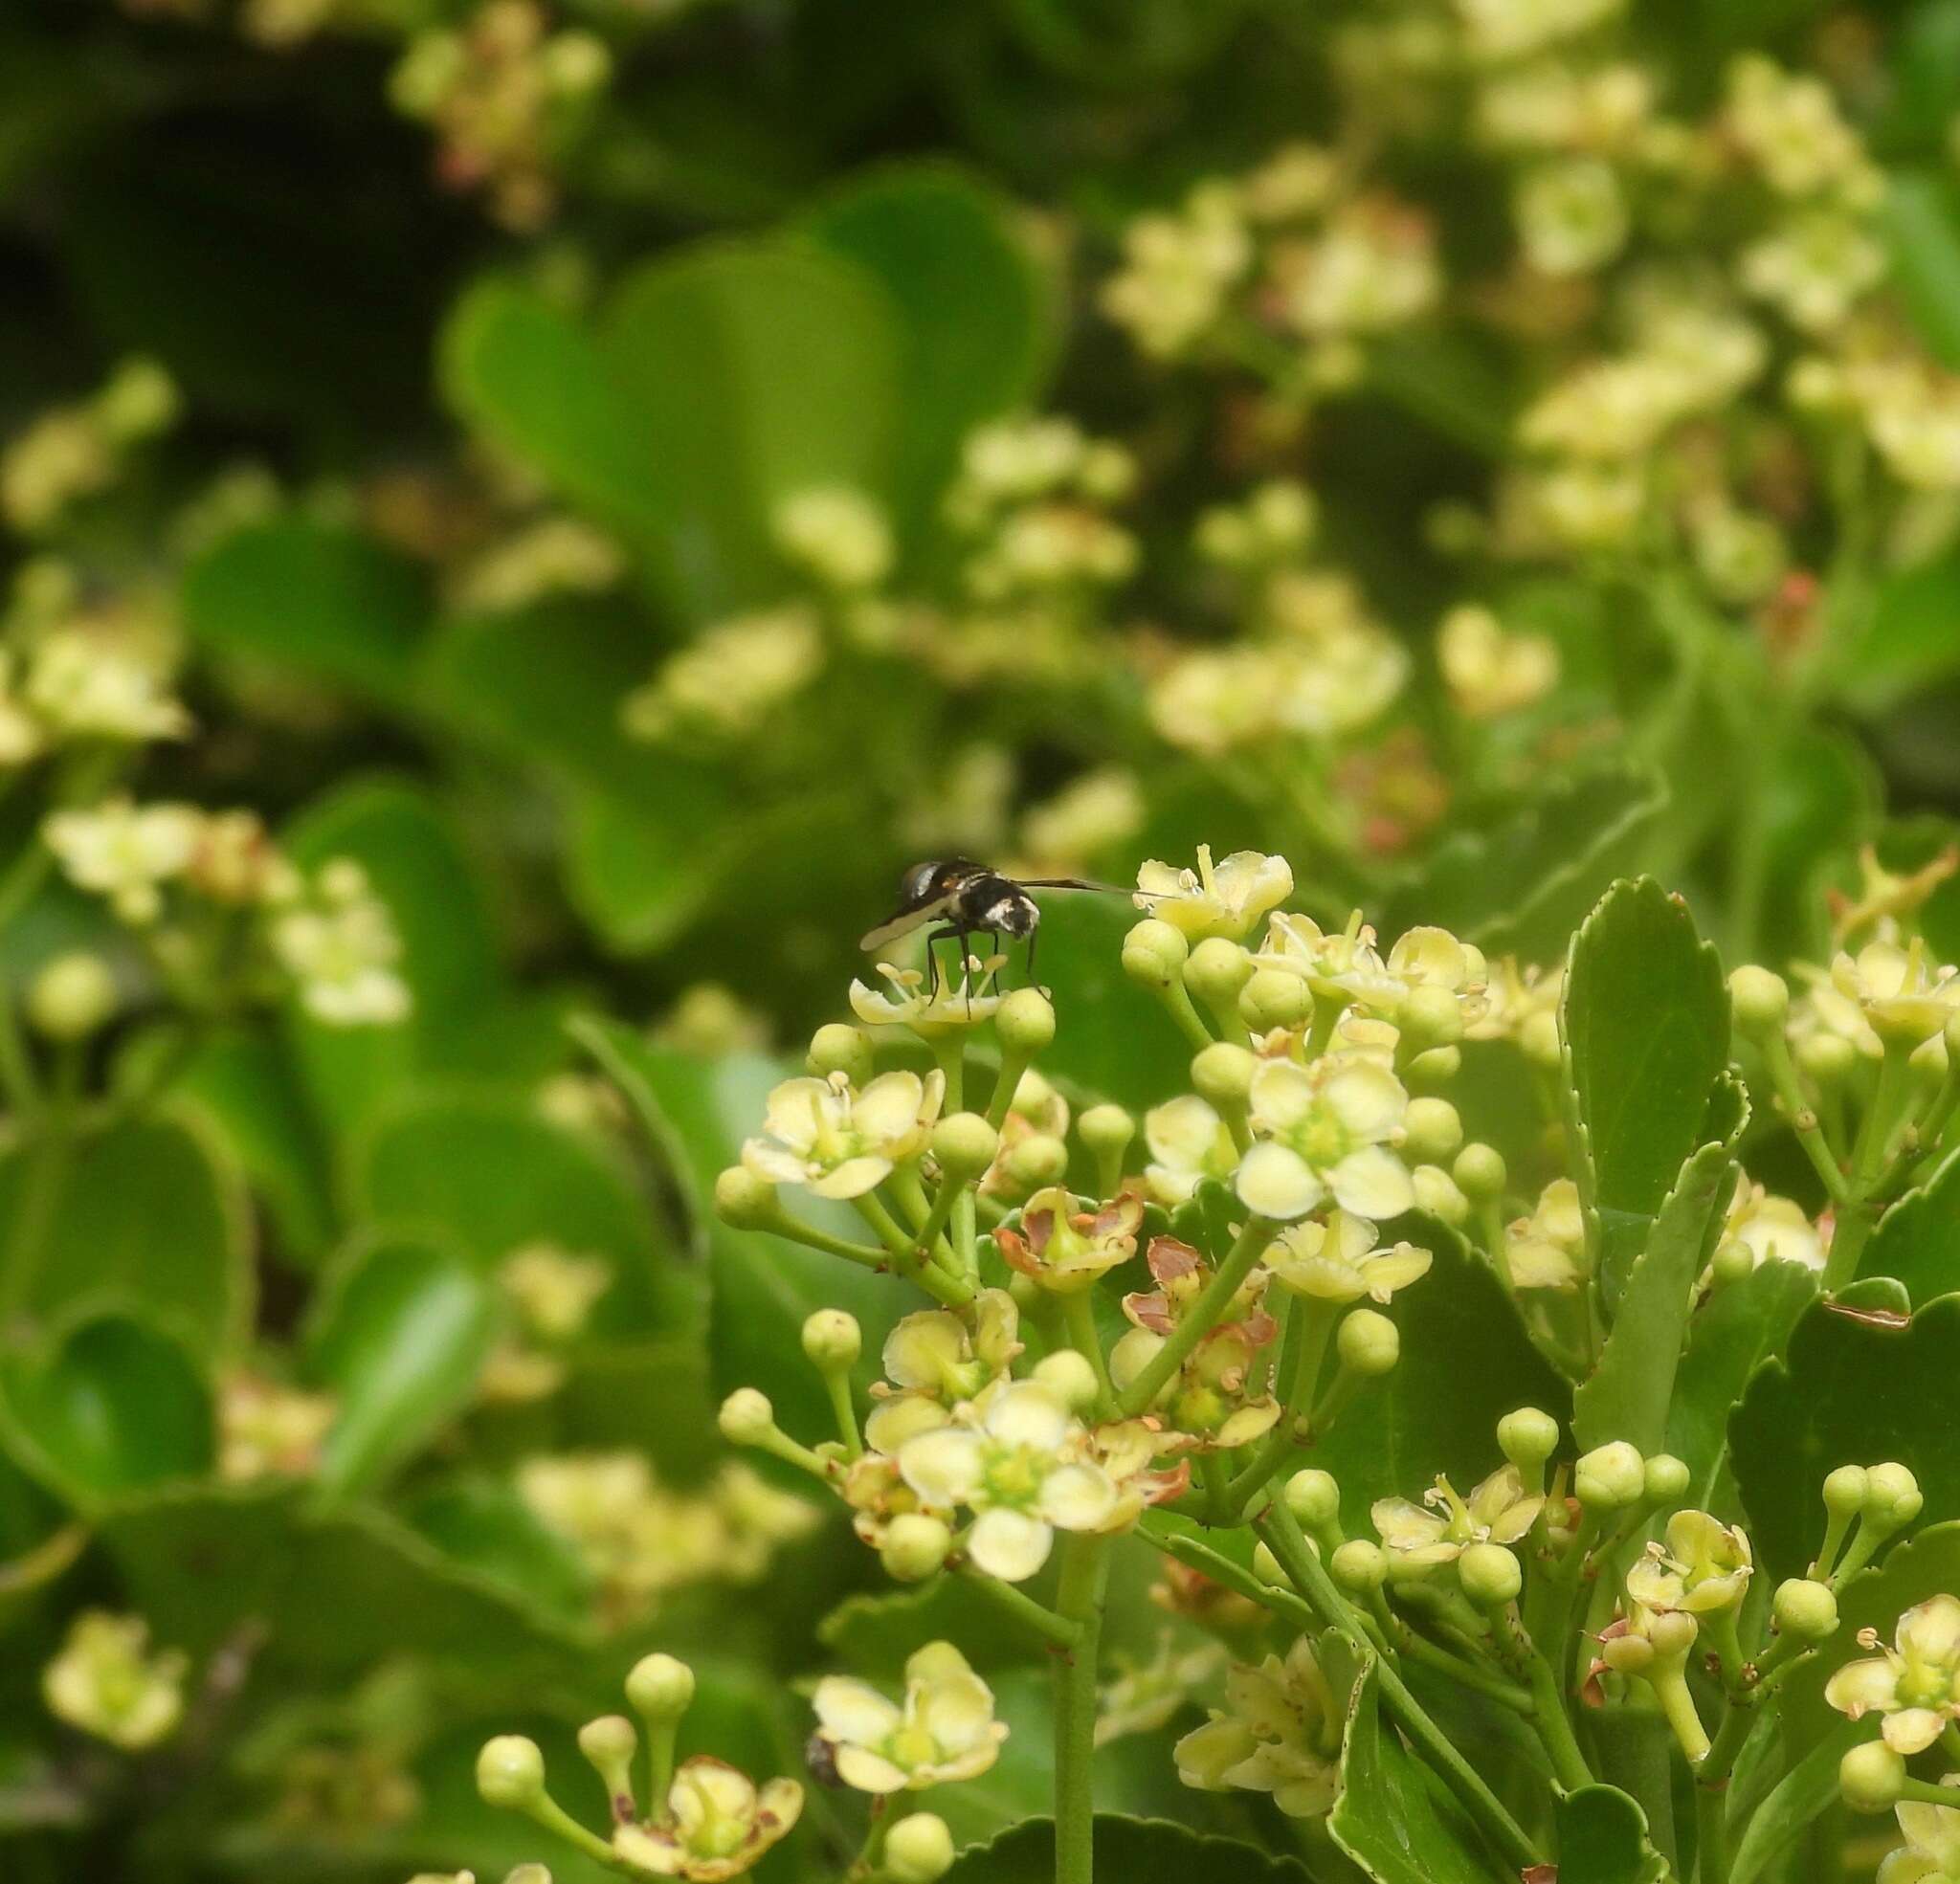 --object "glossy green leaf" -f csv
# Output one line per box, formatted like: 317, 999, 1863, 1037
1563, 877, 1729, 1305
1329, 1656, 1496, 1884
443, 241, 902, 619
1554, 1784, 1668, 1884
350, 1090, 686, 1337
1729, 1729, 1857, 1884
3, 1312, 212, 1504
1315, 1219, 1570, 1536
1855, 1145, 1960, 1308
181, 517, 432, 705
572, 1017, 902, 1441
1667, 1258, 1818, 1514
944, 1816, 1310, 1883
1887, 171, 1960, 373
0, 1113, 251, 1357
1731, 1292, 1960, 1581
1574, 1139, 1739, 1456
305, 1232, 500, 1497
